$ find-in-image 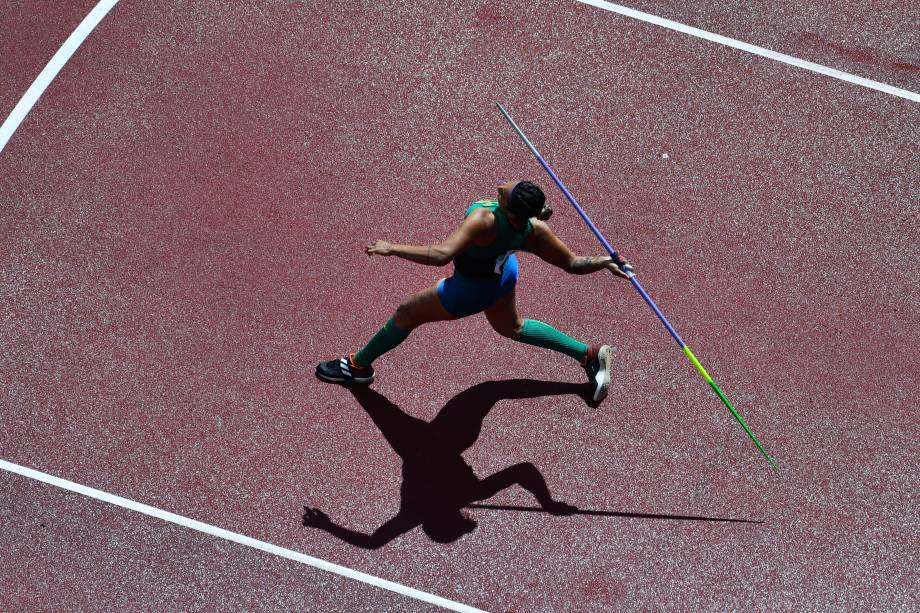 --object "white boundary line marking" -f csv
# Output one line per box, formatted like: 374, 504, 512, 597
0, 0, 121, 156
576, 0, 920, 103
0, 459, 489, 613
